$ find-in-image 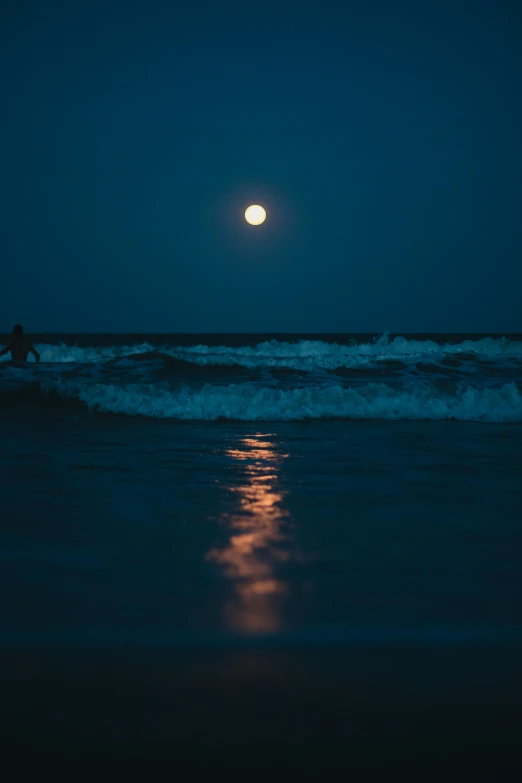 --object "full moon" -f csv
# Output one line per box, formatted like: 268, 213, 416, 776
245, 205, 266, 225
